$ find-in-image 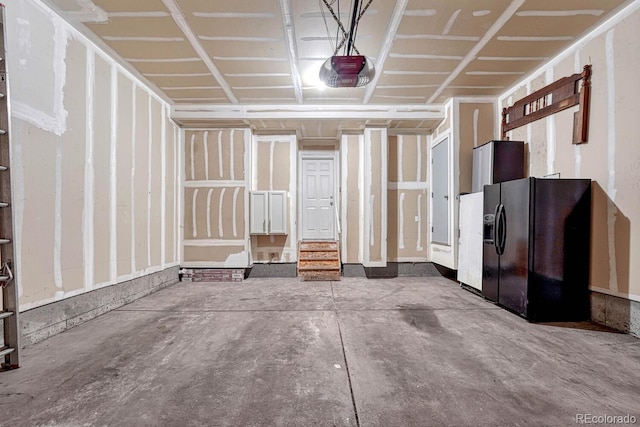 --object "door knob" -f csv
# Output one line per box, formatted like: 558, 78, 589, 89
444, 195, 449, 200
